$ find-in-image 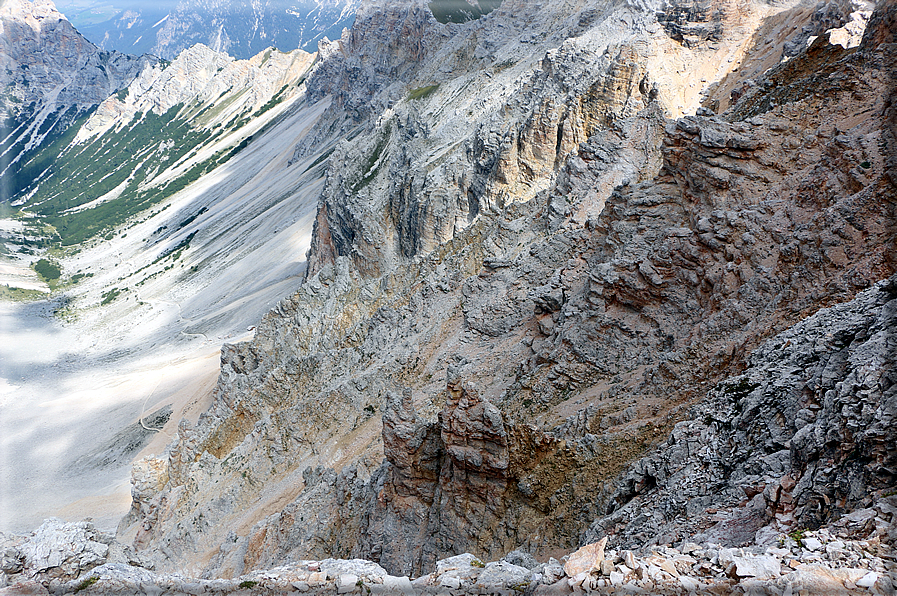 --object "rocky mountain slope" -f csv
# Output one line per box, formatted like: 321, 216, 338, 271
104, 0, 895, 581
0, 0, 156, 188
0, 0, 894, 592
0, 0, 347, 534
57, 0, 361, 60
